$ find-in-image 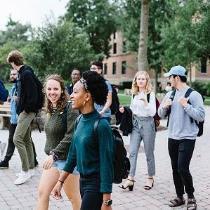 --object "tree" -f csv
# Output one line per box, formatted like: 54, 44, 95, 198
64, 0, 118, 57
27, 20, 95, 79
138, 0, 150, 71
120, 0, 173, 91
0, 18, 33, 80
161, 0, 210, 82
